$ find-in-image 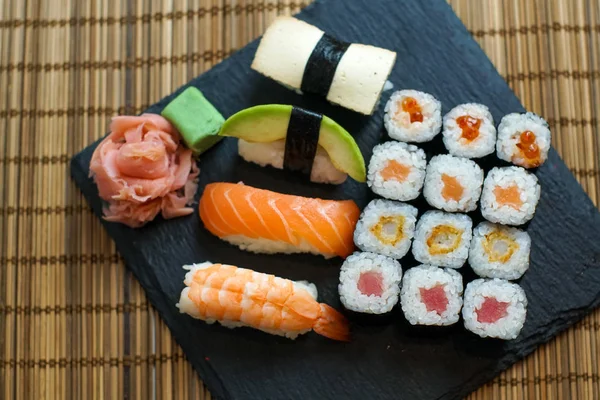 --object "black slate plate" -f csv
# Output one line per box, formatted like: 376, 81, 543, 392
70, 0, 600, 399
